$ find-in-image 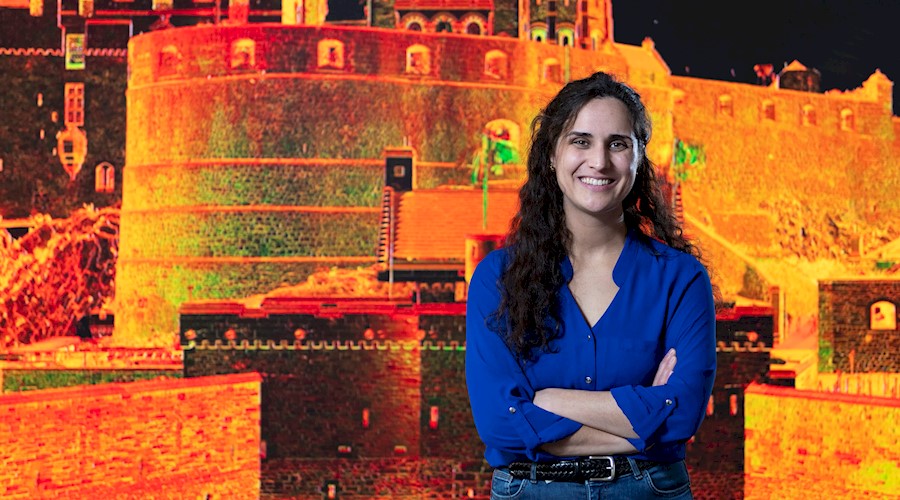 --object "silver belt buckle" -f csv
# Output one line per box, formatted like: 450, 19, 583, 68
587, 456, 615, 481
